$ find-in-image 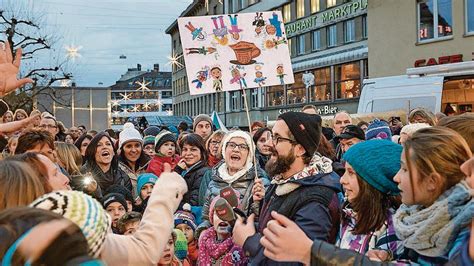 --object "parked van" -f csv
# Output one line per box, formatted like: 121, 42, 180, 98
358, 61, 474, 115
